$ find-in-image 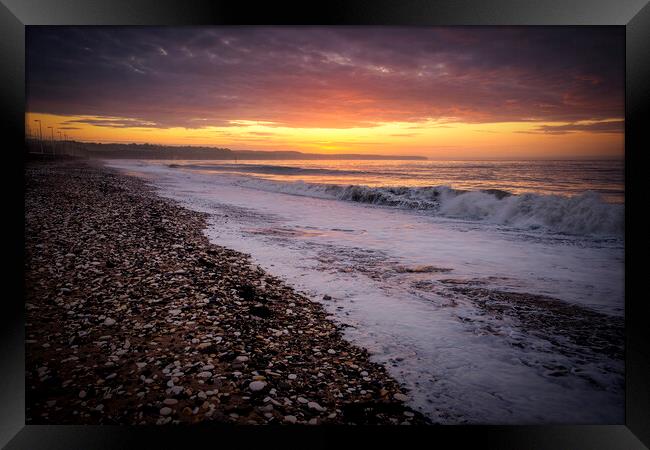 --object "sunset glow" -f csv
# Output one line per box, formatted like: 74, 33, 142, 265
26, 27, 624, 159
